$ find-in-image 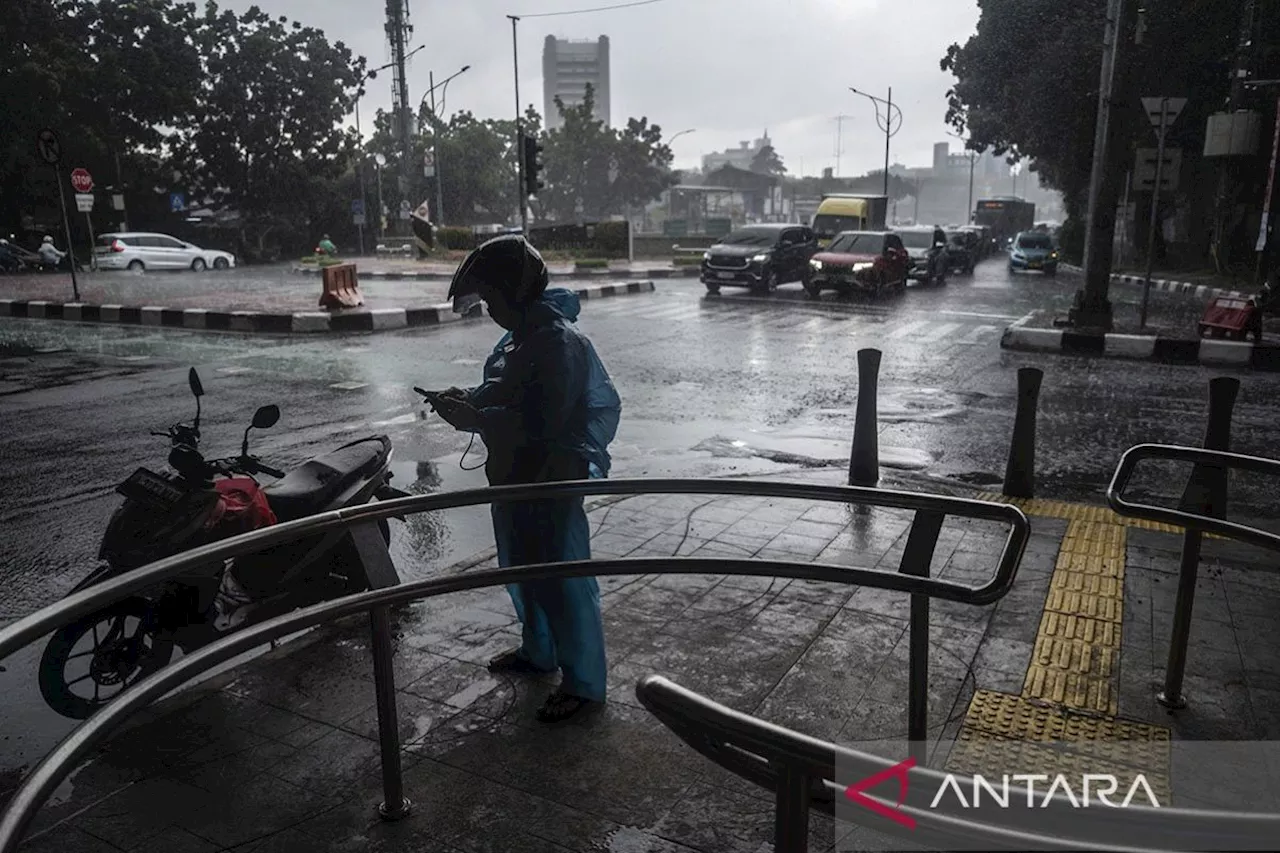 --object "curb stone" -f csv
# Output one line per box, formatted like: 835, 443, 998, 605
1058, 263, 1249, 301
0, 280, 657, 336
1000, 310, 1280, 370
290, 264, 701, 280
